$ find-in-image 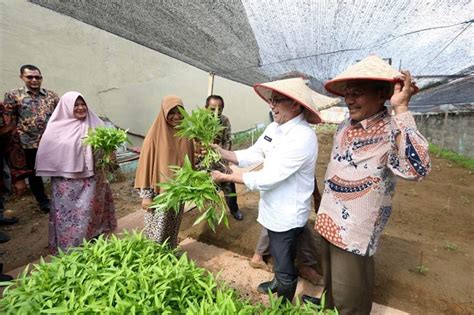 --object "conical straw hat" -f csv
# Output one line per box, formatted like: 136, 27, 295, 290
325, 55, 418, 98
254, 77, 339, 124
310, 90, 341, 111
